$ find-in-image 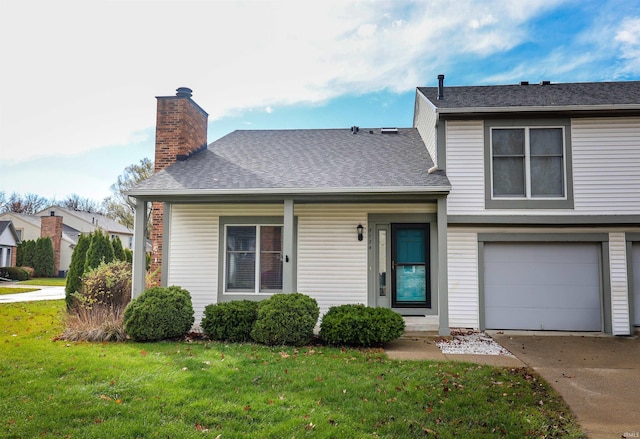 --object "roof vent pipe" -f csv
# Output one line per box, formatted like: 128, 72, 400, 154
437, 74, 445, 100
540, 80, 551, 86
